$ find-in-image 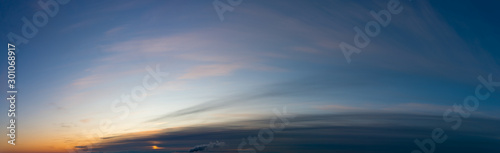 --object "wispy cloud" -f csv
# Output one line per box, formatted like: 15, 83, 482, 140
178, 64, 242, 79
105, 25, 128, 36
60, 19, 97, 32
